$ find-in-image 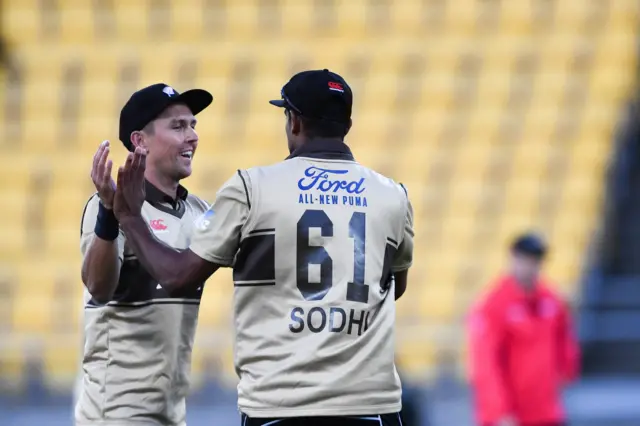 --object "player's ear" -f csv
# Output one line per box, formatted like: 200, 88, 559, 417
130, 131, 148, 151
290, 112, 302, 136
